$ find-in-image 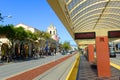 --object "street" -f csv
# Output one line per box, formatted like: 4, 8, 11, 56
0, 53, 67, 80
